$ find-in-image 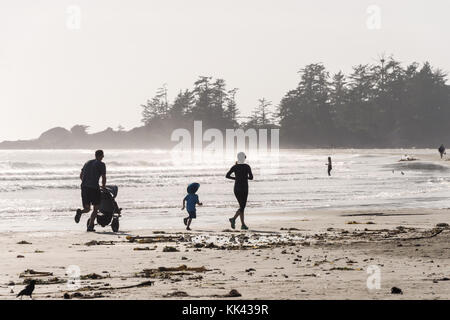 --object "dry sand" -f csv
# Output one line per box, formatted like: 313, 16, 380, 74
0, 207, 449, 300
